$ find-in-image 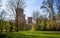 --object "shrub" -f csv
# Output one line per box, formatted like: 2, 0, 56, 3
46, 20, 57, 31
0, 33, 7, 38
